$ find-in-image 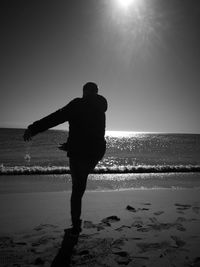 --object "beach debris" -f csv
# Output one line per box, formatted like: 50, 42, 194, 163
126, 205, 137, 212
101, 215, 120, 224
171, 235, 186, 247
154, 211, 164, 216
